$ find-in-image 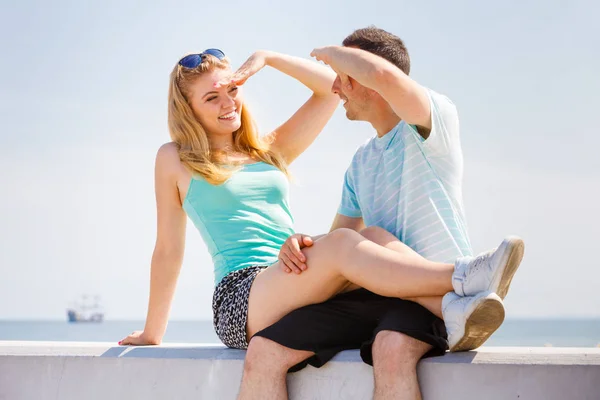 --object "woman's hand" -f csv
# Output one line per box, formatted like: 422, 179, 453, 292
278, 233, 314, 274
119, 330, 161, 346
216, 50, 270, 87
